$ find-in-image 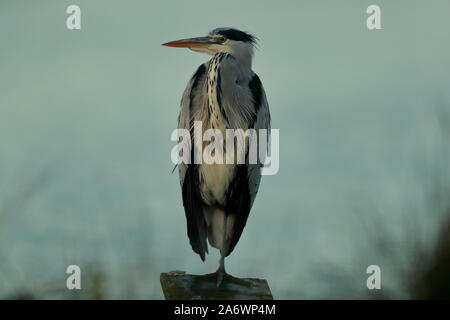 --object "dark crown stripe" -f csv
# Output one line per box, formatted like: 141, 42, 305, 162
217, 29, 256, 43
